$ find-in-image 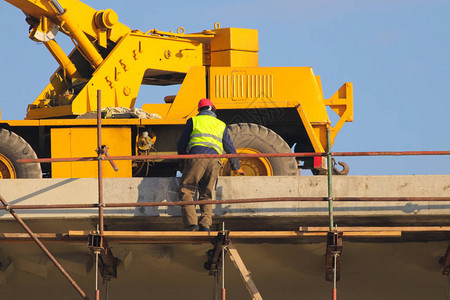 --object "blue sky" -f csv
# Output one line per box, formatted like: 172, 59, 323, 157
0, 0, 448, 175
